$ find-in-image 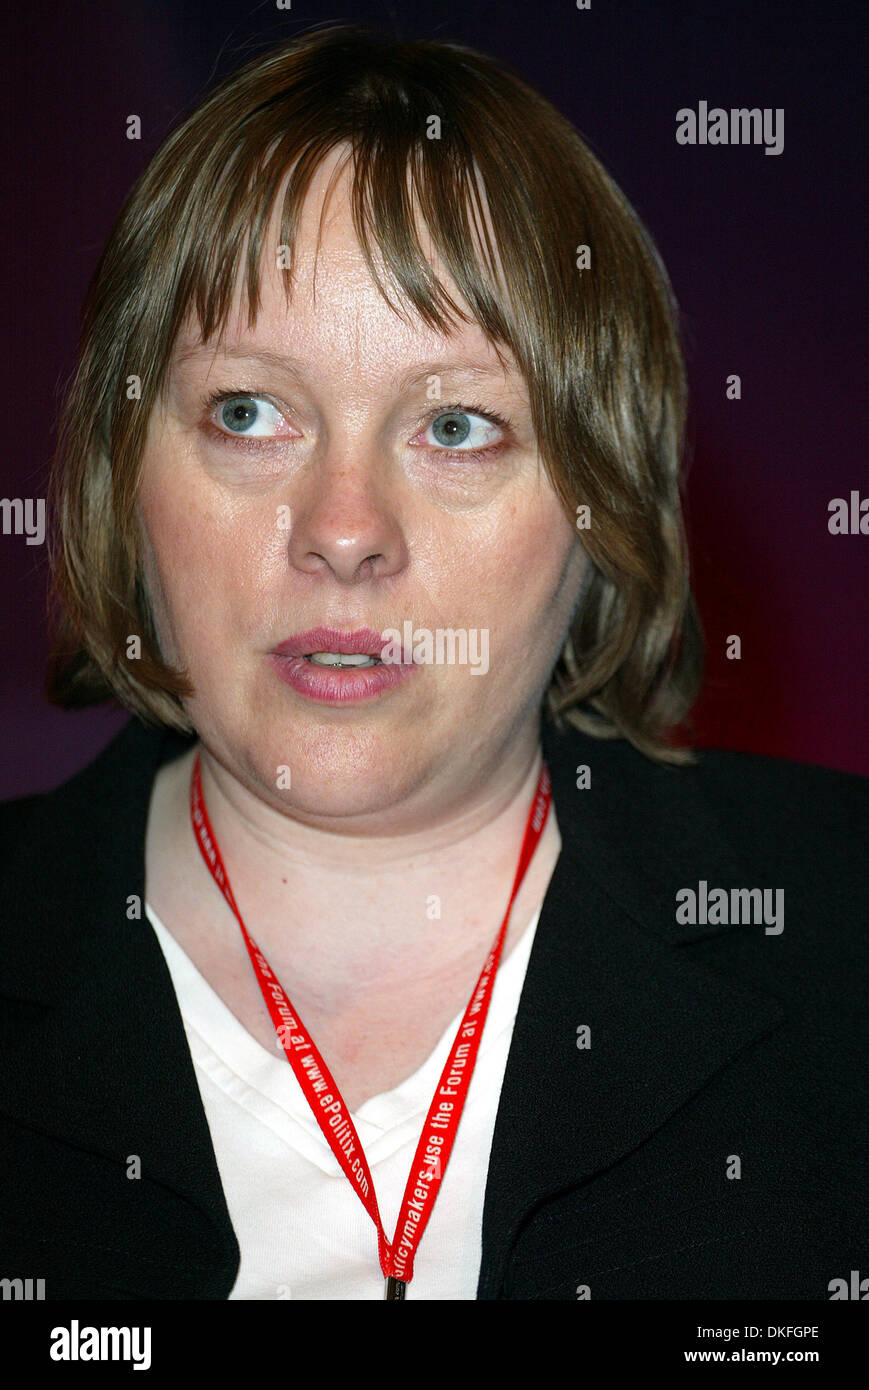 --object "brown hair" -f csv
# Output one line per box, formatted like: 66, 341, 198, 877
46, 22, 702, 763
